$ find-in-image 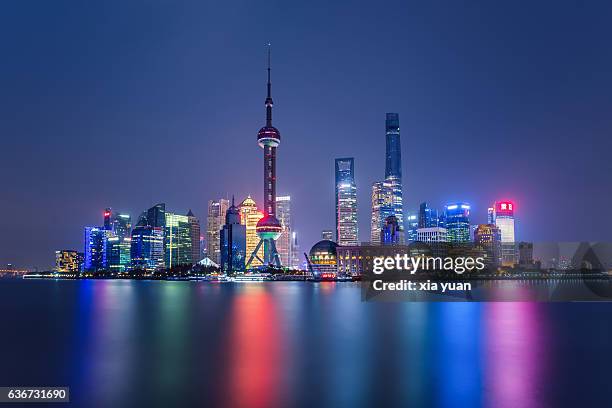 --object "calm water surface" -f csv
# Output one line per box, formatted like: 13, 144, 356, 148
0, 279, 610, 408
